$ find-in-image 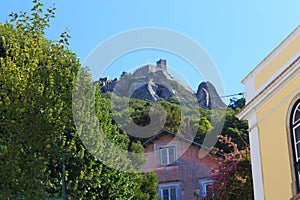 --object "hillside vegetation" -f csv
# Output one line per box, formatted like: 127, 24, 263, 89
102, 91, 249, 152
